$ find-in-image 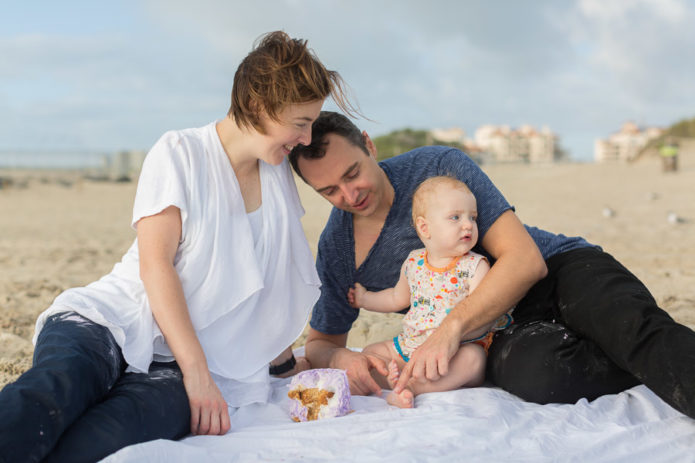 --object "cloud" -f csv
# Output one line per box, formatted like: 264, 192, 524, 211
568, 0, 695, 120
0, 26, 227, 150
1, 0, 694, 159
142, 0, 578, 129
